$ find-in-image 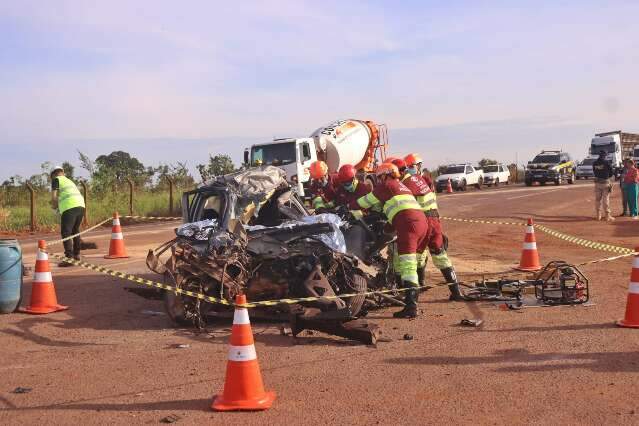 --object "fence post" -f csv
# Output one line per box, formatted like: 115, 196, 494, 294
166, 176, 174, 216
80, 181, 89, 226
26, 183, 36, 232
126, 178, 134, 216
